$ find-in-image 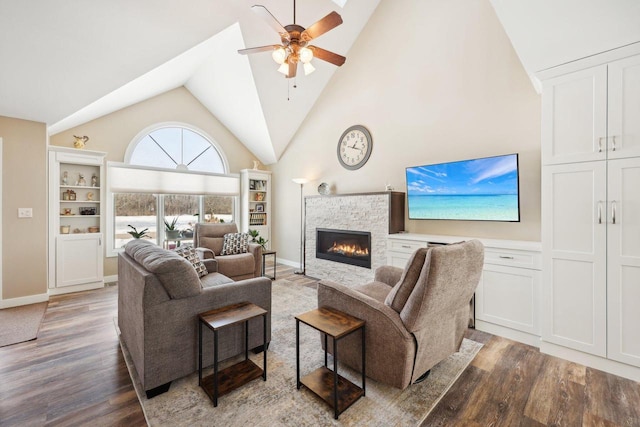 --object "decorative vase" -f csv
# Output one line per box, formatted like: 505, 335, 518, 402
166, 230, 181, 239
